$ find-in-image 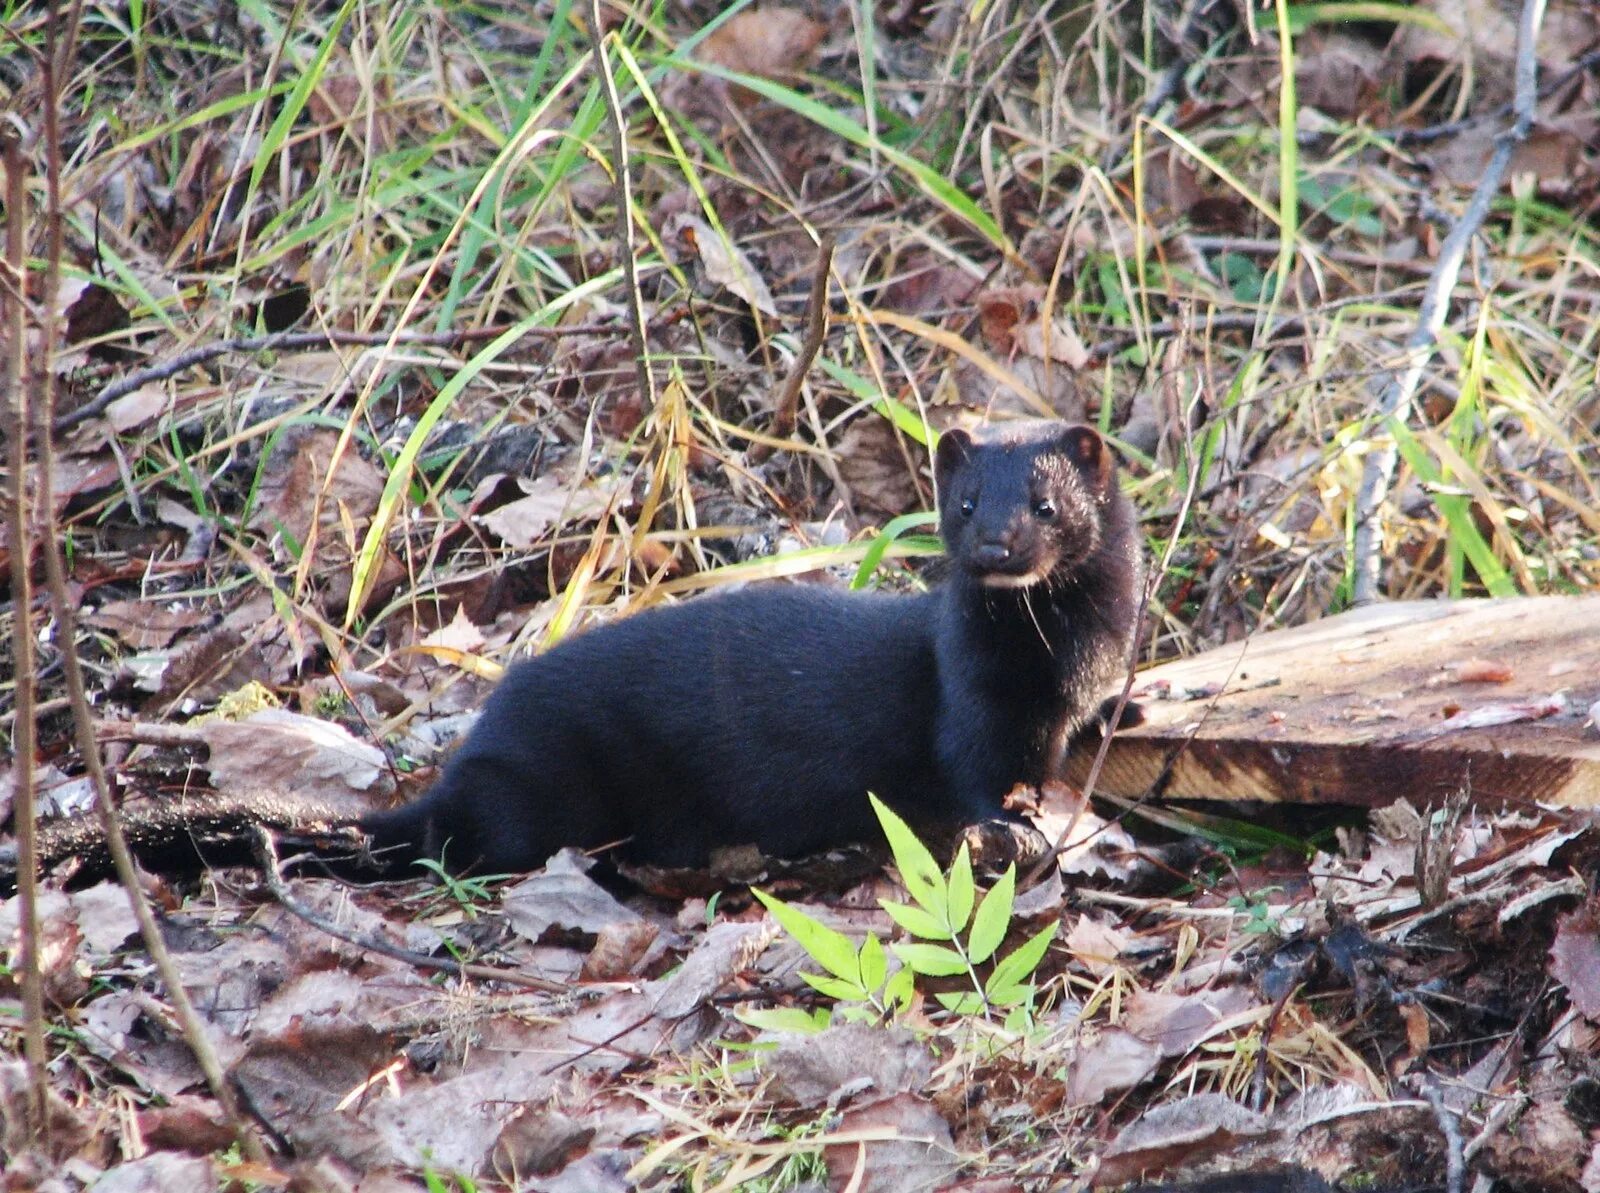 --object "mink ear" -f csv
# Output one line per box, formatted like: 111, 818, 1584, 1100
1056, 423, 1113, 489
934, 428, 975, 487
